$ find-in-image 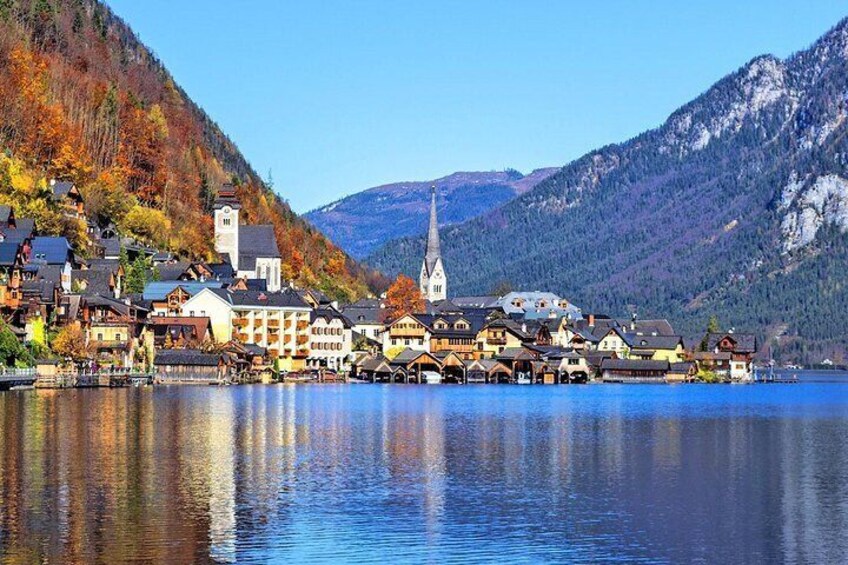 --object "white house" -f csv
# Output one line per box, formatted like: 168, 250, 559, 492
308, 308, 353, 371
